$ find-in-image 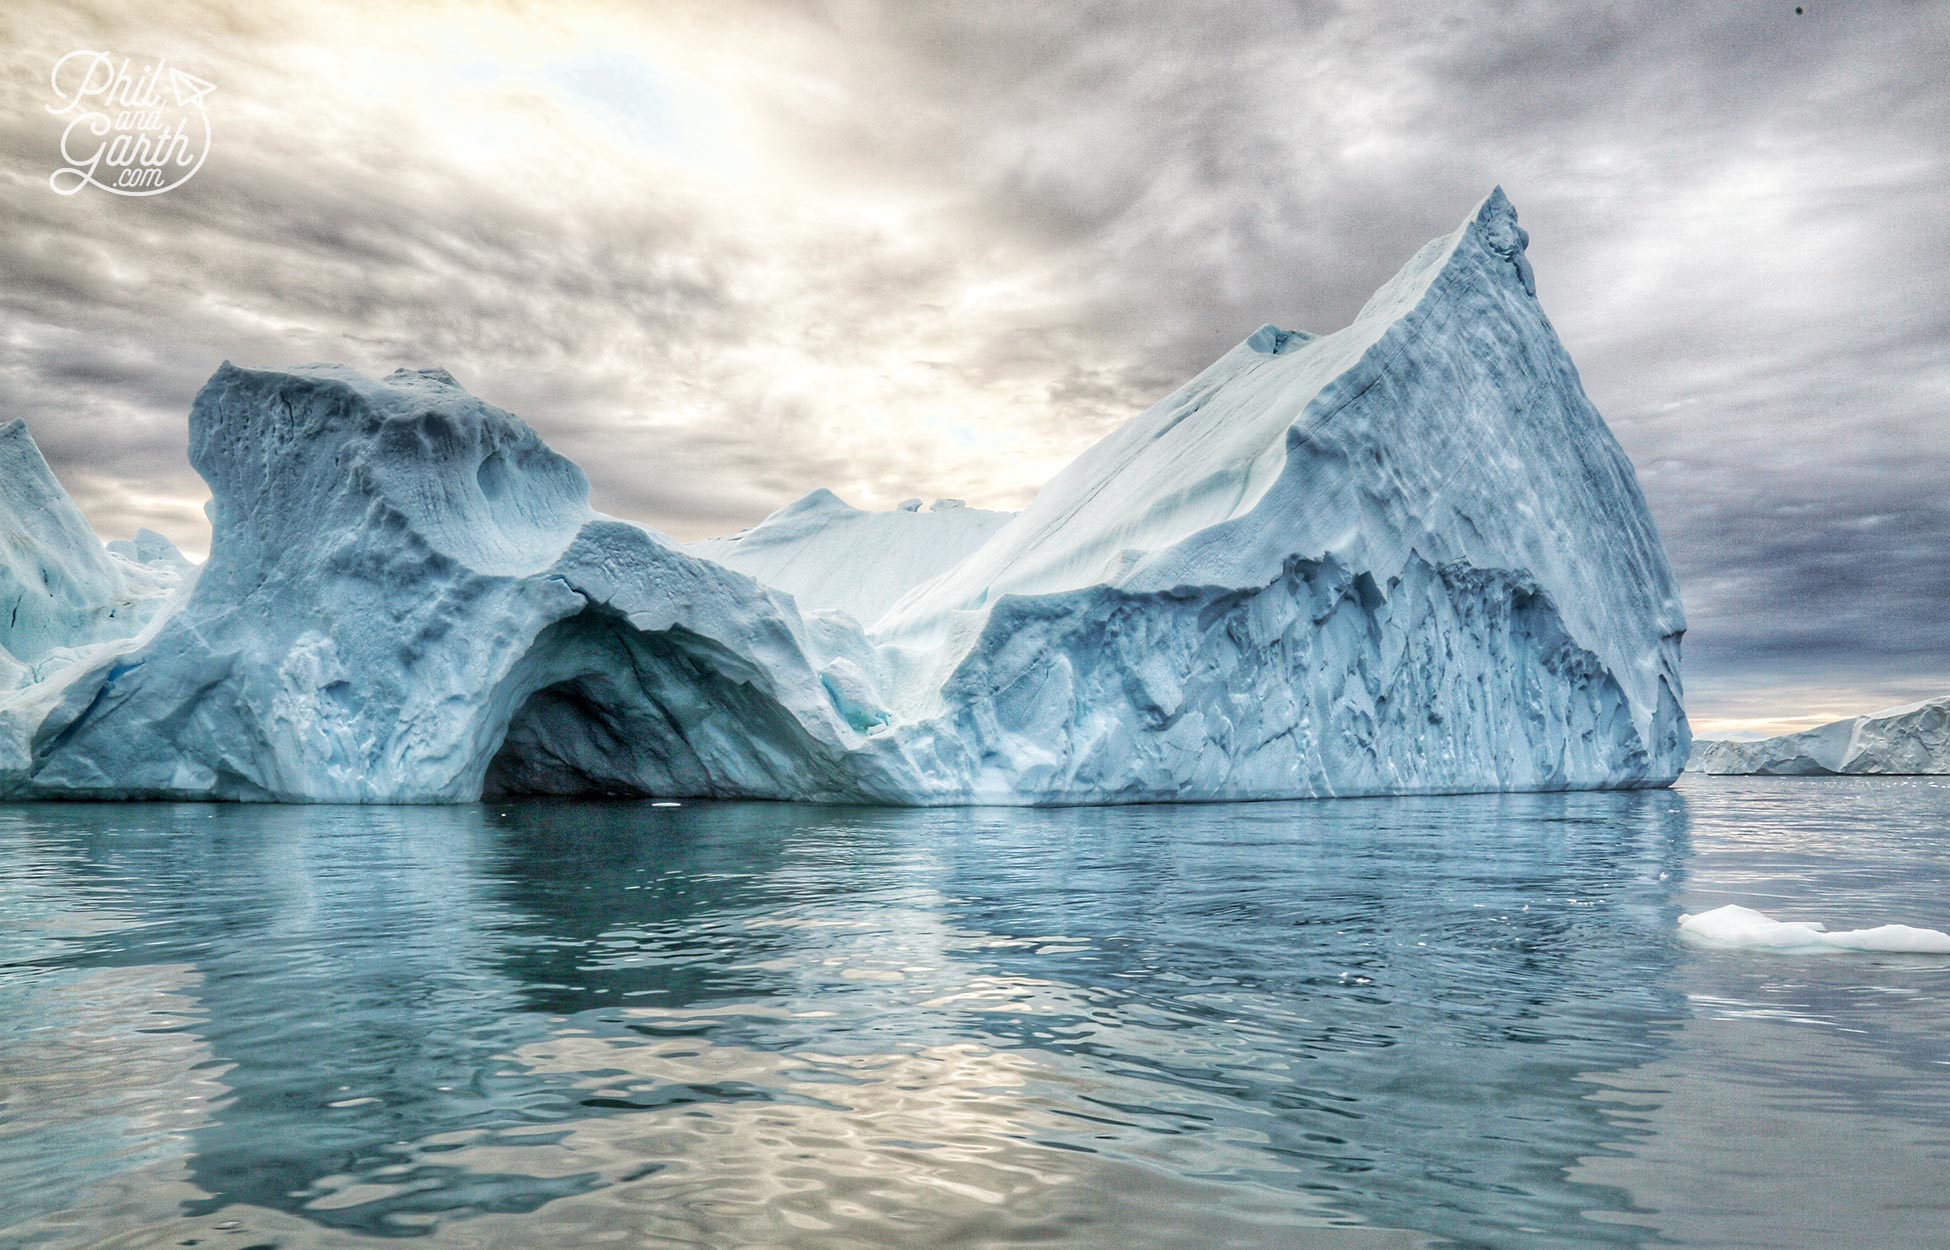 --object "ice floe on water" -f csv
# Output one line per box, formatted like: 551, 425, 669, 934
1679, 904, 1950, 954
